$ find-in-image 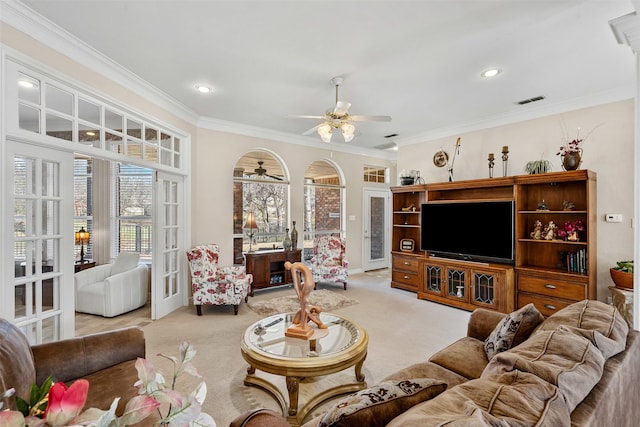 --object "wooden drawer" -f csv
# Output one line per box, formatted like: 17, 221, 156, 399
392, 255, 420, 273
518, 293, 572, 317
392, 270, 420, 287
518, 275, 585, 301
